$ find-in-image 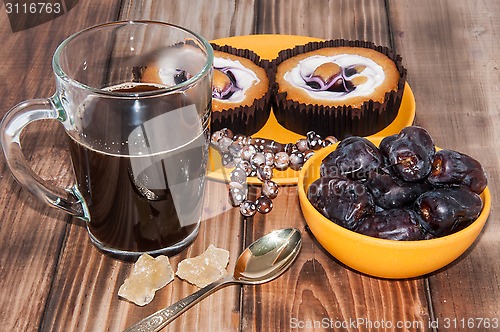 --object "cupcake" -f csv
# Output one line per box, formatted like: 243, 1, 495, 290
210, 44, 272, 135
273, 40, 406, 139
135, 42, 208, 87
